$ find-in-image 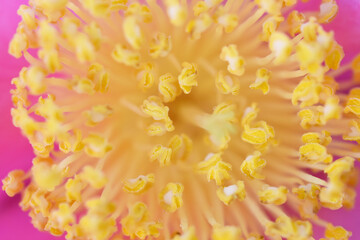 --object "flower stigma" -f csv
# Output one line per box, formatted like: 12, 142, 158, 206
3, 0, 360, 239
